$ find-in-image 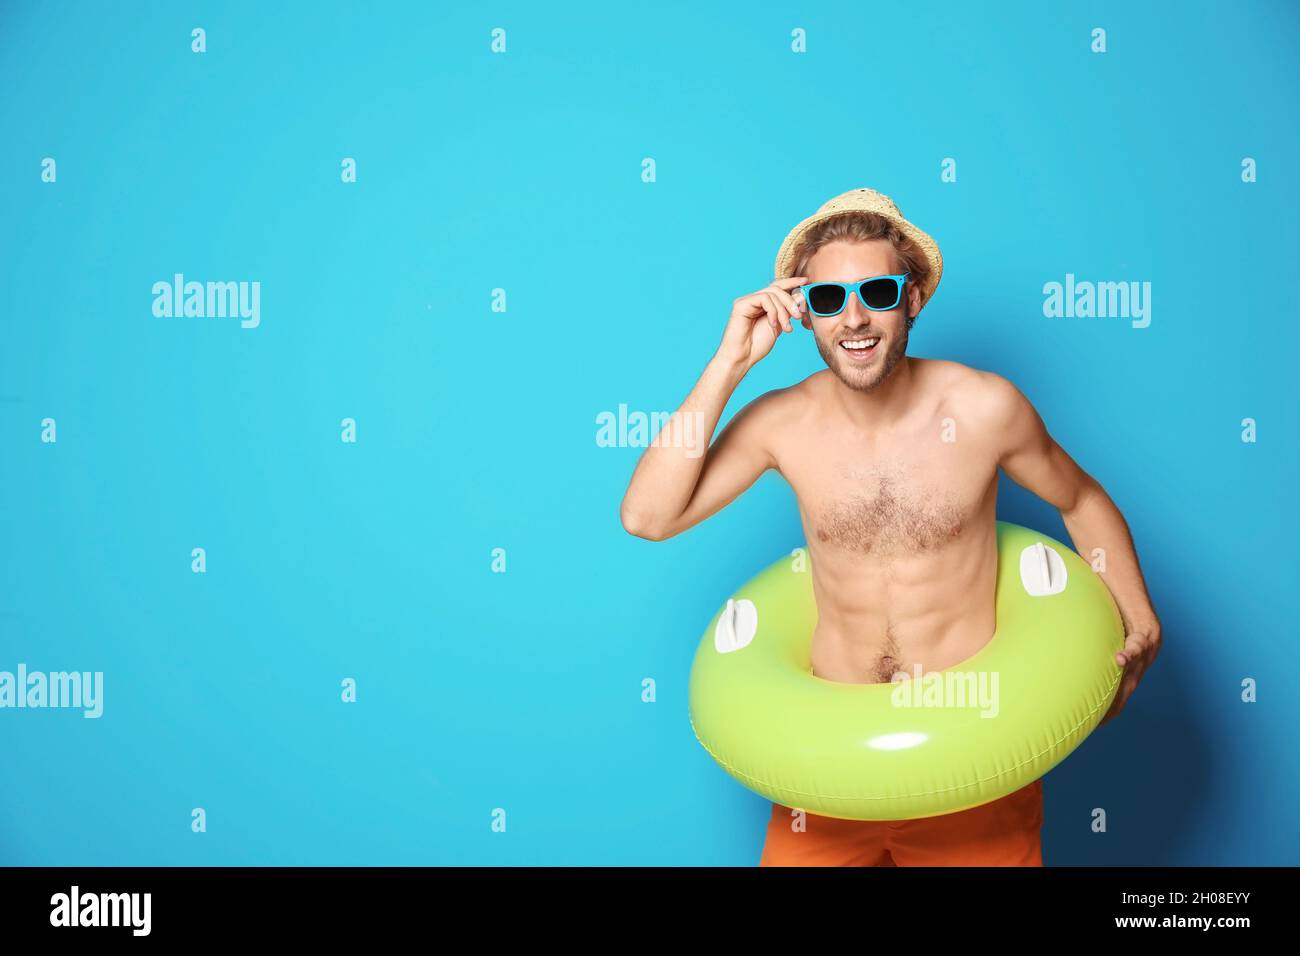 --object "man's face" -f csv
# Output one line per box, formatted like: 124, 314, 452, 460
803, 240, 921, 393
